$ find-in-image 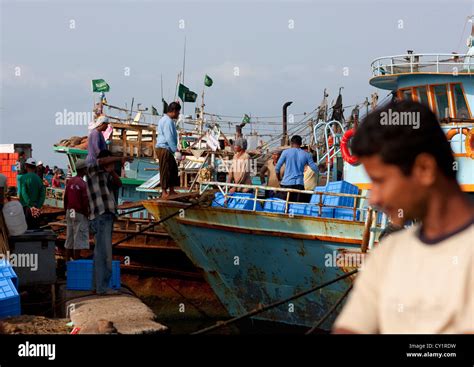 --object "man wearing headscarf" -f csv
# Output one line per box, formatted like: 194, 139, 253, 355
86, 116, 109, 166
227, 138, 252, 193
